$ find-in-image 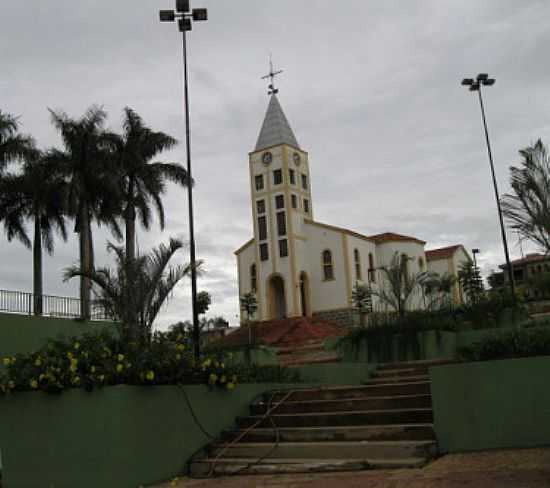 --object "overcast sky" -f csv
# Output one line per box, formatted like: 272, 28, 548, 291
1, 0, 549, 328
